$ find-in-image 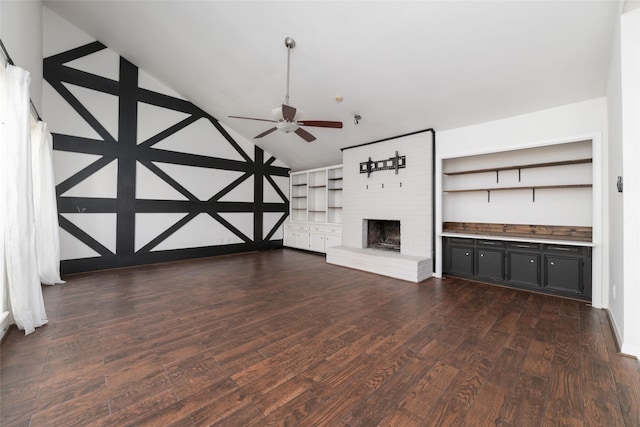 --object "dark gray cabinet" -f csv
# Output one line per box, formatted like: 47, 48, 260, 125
545, 256, 581, 292
543, 244, 591, 296
445, 238, 474, 276
443, 237, 592, 301
477, 240, 504, 281
507, 252, 540, 287
506, 241, 540, 287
